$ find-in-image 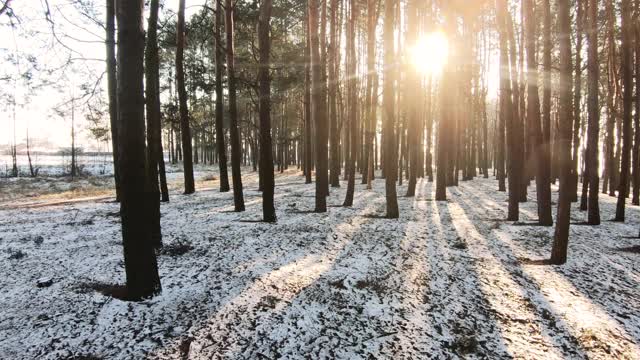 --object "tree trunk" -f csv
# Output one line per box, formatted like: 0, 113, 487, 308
225, 0, 245, 211
215, 0, 230, 193
329, 0, 340, 187
144, 0, 163, 247
106, 0, 121, 201
258, 0, 276, 222
614, 0, 633, 221
634, 0, 640, 206
570, 0, 583, 202
586, 0, 600, 224
116, 0, 161, 299
176, 0, 195, 194
383, 0, 398, 217
498, 0, 519, 221
550, 0, 573, 265
405, 0, 419, 197
343, 0, 358, 207
542, 0, 552, 188
309, 0, 329, 212
525, 0, 552, 225
304, 14, 313, 184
